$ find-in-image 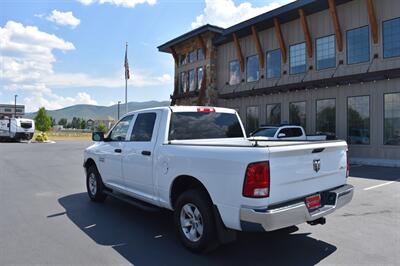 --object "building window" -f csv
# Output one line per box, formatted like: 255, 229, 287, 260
5, 108, 12, 112
316, 99, 336, 138
188, 69, 195, 91
229, 60, 241, 85
289, 101, 306, 130
197, 48, 203, 61
180, 72, 187, 93
197, 67, 203, 90
316, 35, 336, 70
348, 96, 370, 145
347, 26, 370, 64
246, 55, 260, 82
188, 50, 195, 63
266, 49, 281, 79
180, 54, 187, 65
384, 93, 400, 145
290, 42, 306, 74
266, 103, 281, 125
383, 18, 400, 58
246, 106, 259, 134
